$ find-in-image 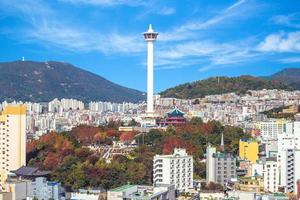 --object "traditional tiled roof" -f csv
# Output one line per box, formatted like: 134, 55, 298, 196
12, 166, 50, 177
167, 107, 185, 116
